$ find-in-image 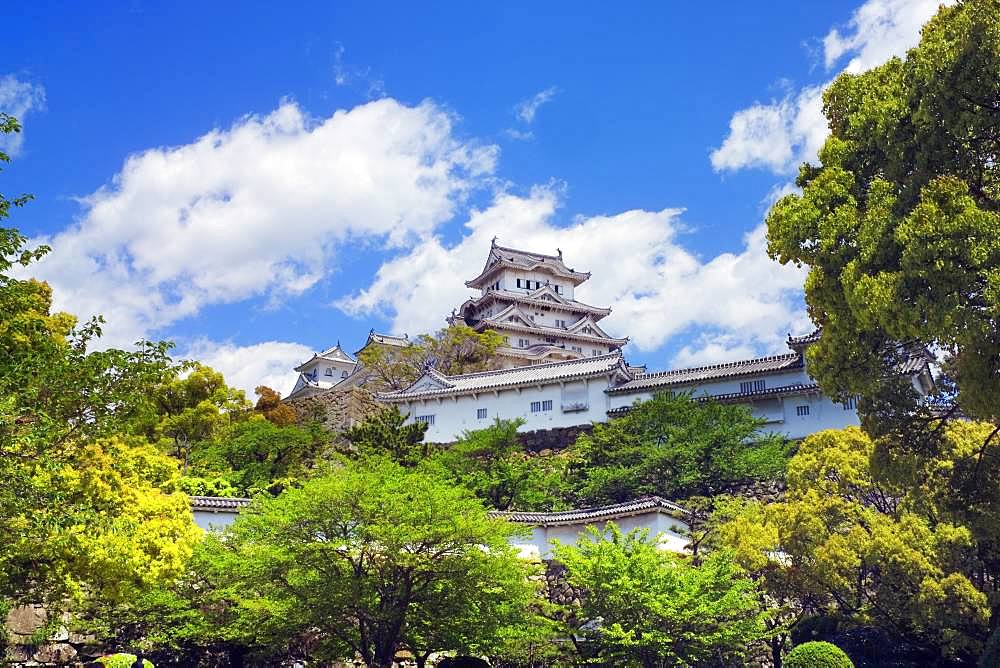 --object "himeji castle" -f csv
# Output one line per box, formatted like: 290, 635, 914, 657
448, 240, 627, 367
289, 242, 936, 442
